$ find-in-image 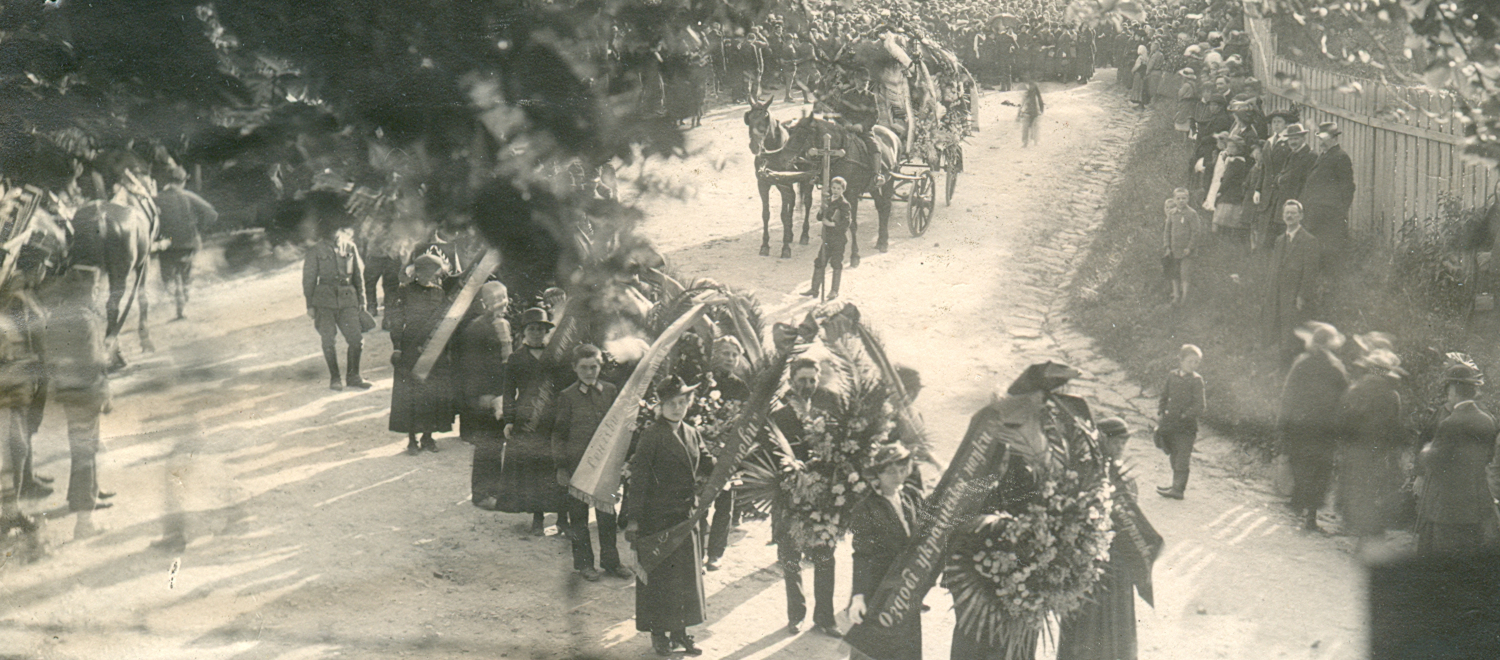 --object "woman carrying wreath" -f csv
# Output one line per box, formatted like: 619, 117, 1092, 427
846, 442, 924, 660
